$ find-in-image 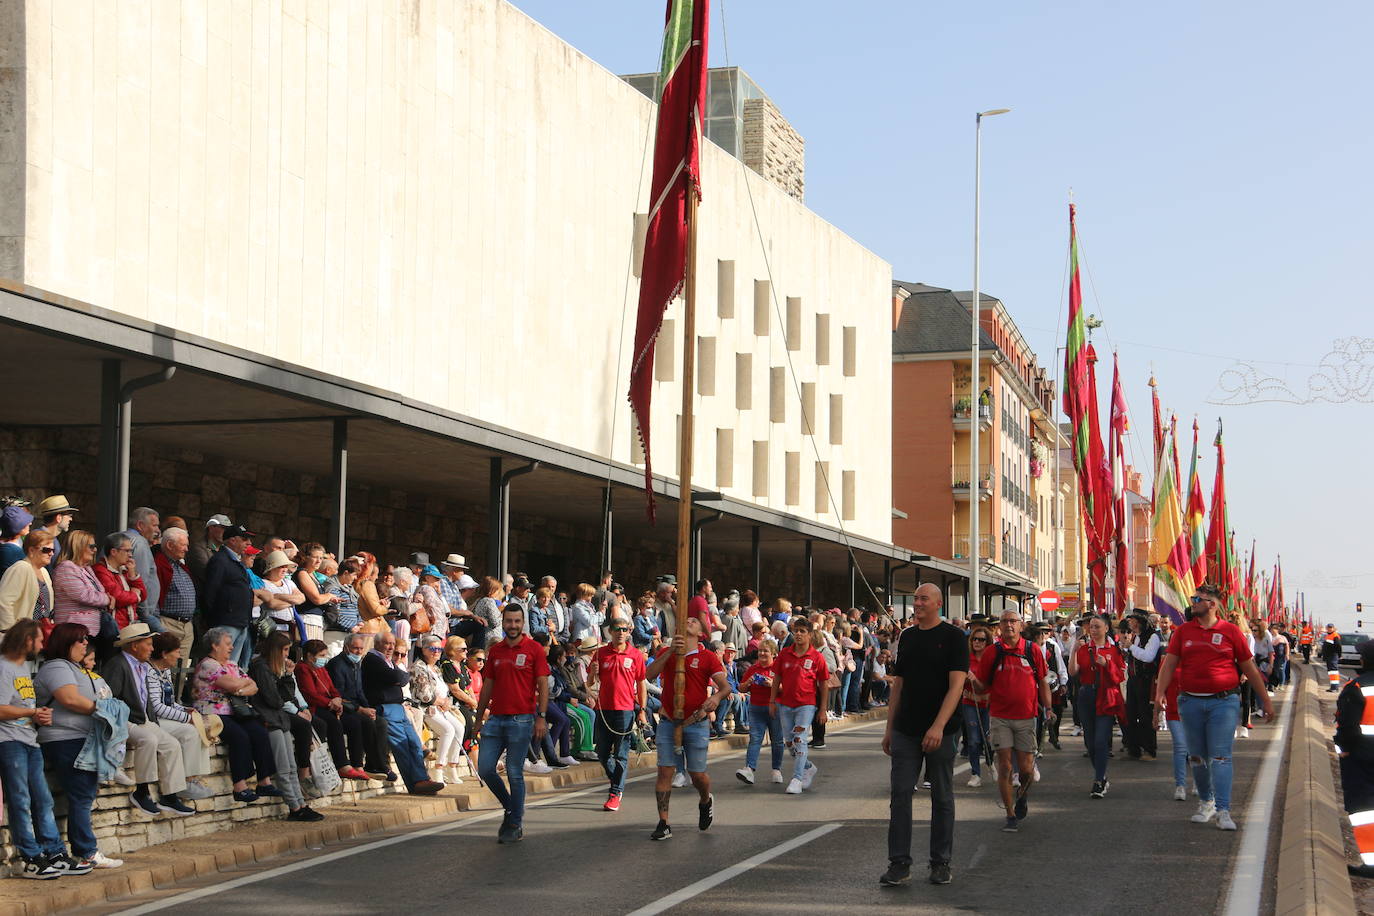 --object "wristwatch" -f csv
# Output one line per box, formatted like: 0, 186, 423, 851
536, 711, 546, 718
